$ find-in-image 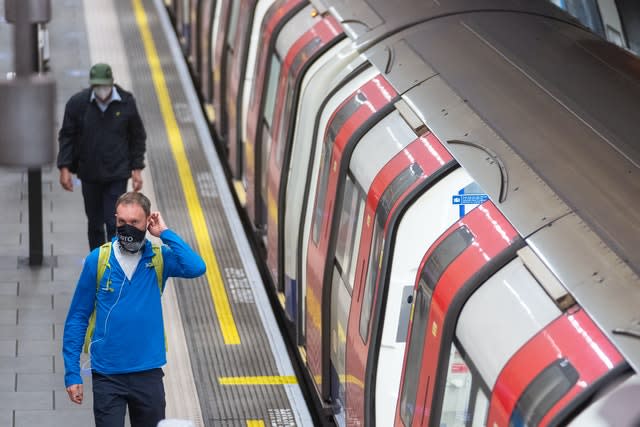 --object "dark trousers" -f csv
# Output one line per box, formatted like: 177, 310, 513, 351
92, 369, 166, 427
81, 180, 128, 250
